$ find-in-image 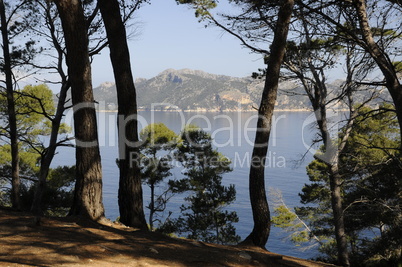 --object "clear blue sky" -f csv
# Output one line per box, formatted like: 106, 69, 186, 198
91, 0, 264, 86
